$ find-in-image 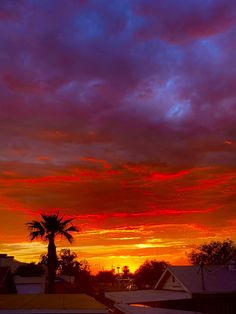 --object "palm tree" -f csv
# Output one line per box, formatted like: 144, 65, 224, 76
27, 212, 78, 293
